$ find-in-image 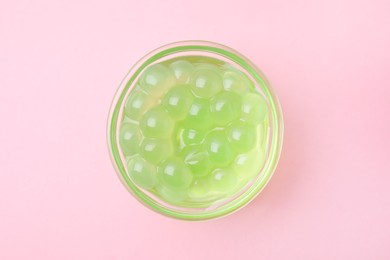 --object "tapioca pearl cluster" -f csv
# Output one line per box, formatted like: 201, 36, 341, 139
120, 62, 180, 196
181, 126, 259, 200
119, 59, 269, 205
